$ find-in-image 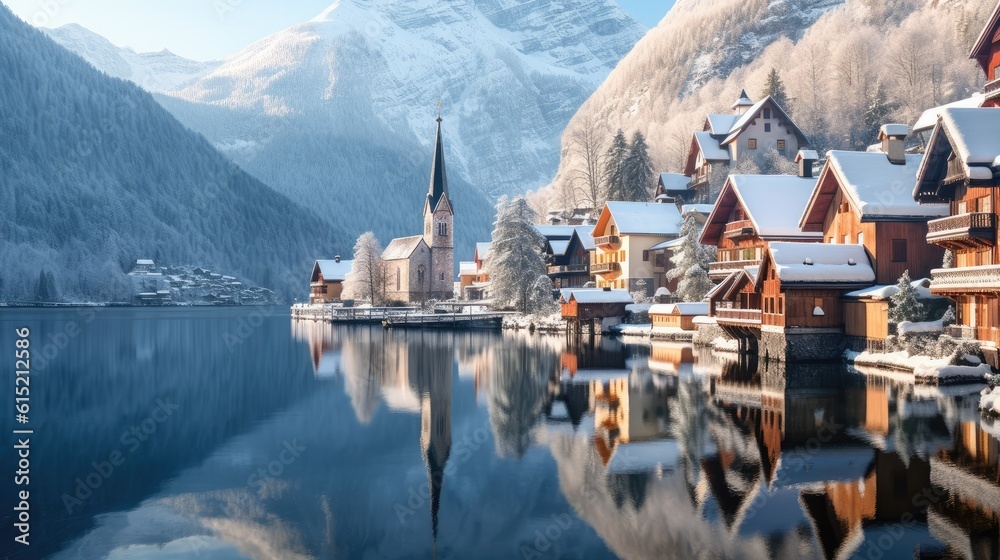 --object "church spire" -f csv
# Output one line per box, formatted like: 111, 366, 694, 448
427, 104, 449, 214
